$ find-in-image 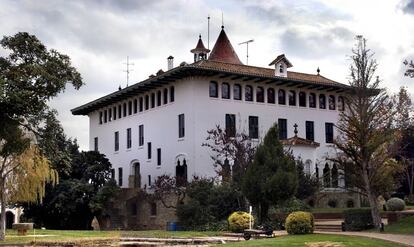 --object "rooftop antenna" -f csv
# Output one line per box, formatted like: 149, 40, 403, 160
123, 56, 134, 87
207, 15, 210, 51
238, 39, 254, 65
221, 11, 224, 28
